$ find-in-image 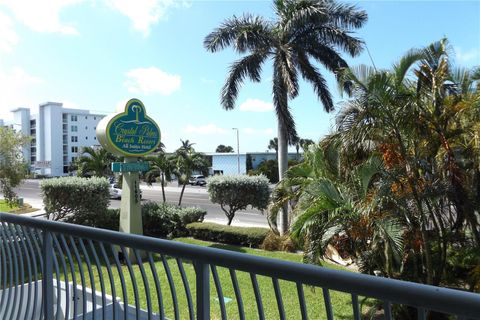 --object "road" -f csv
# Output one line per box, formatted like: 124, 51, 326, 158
12, 179, 269, 227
